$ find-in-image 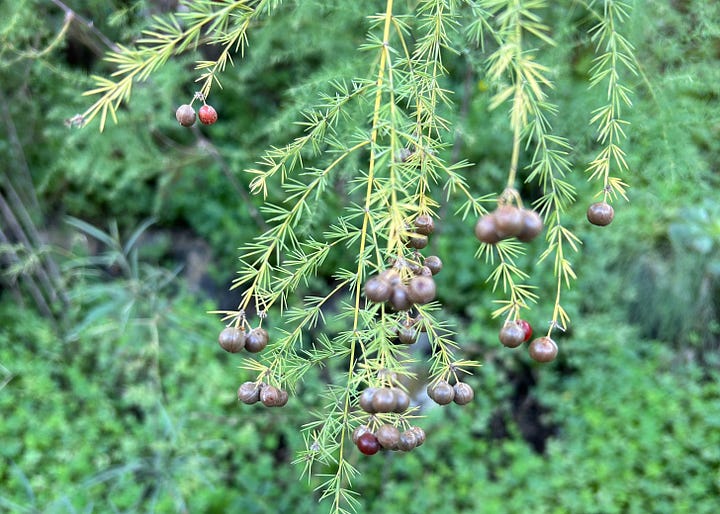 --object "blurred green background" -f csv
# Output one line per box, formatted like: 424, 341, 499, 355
1, 1, 719, 512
